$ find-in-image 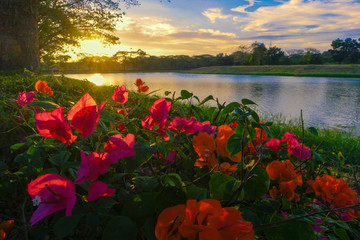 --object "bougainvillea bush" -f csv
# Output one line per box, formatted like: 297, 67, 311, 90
0, 73, 360, 240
